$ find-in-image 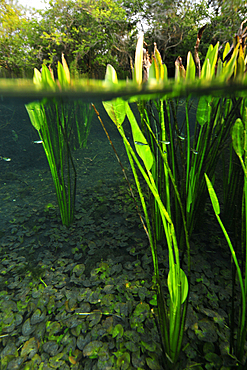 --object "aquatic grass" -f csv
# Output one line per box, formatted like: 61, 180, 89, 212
26, 58, 77, 227
132, 34, 242, 255
71, 100, 94, 150
26, 98, 76, 227
205, 100, 247, 367
101, 27, 247, 366
102, 54, 190, 366
103, 97, 189, 367
26, 56, 94, 227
